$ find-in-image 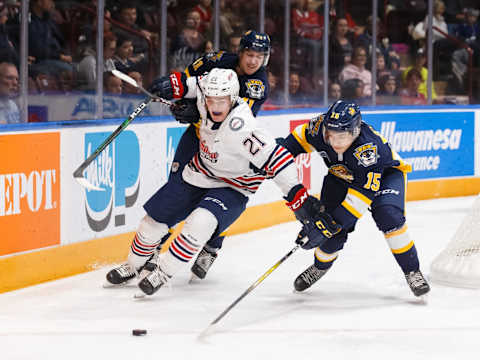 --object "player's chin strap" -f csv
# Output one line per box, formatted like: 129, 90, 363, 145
197, 235, 305, 340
